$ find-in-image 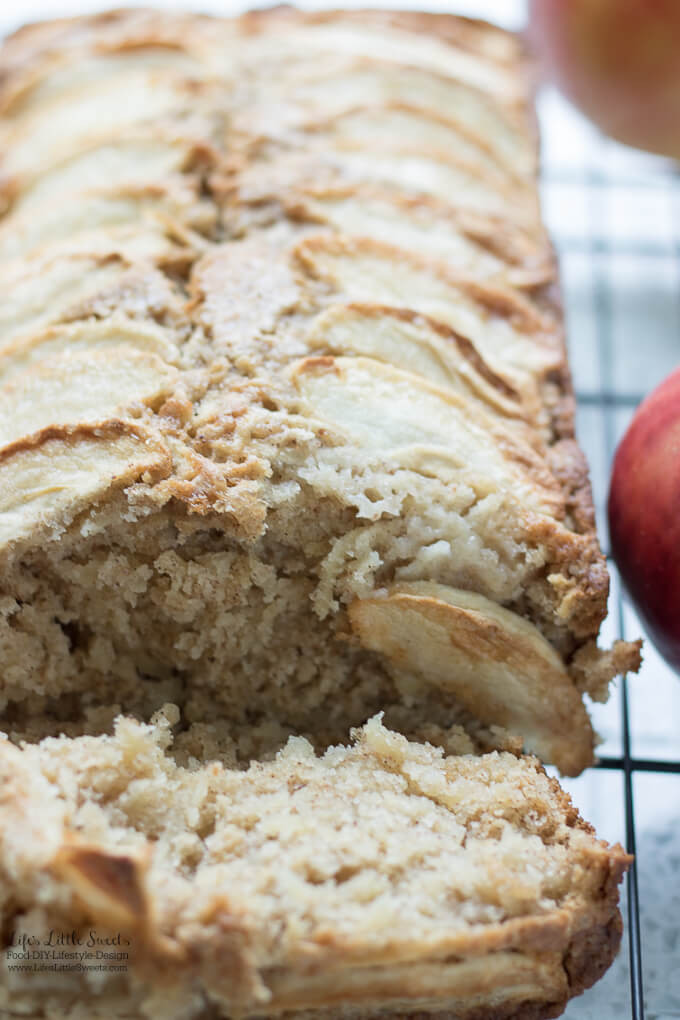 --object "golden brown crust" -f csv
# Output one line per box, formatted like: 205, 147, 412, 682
49, 842, 151, 930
